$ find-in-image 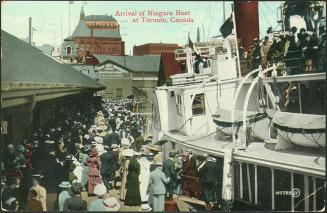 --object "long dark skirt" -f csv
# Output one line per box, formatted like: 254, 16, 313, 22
124, 172, 141, 206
